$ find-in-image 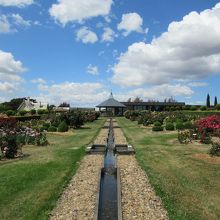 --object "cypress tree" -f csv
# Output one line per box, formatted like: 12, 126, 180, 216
214, 96, 218, 107
206, 94, 210, 108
